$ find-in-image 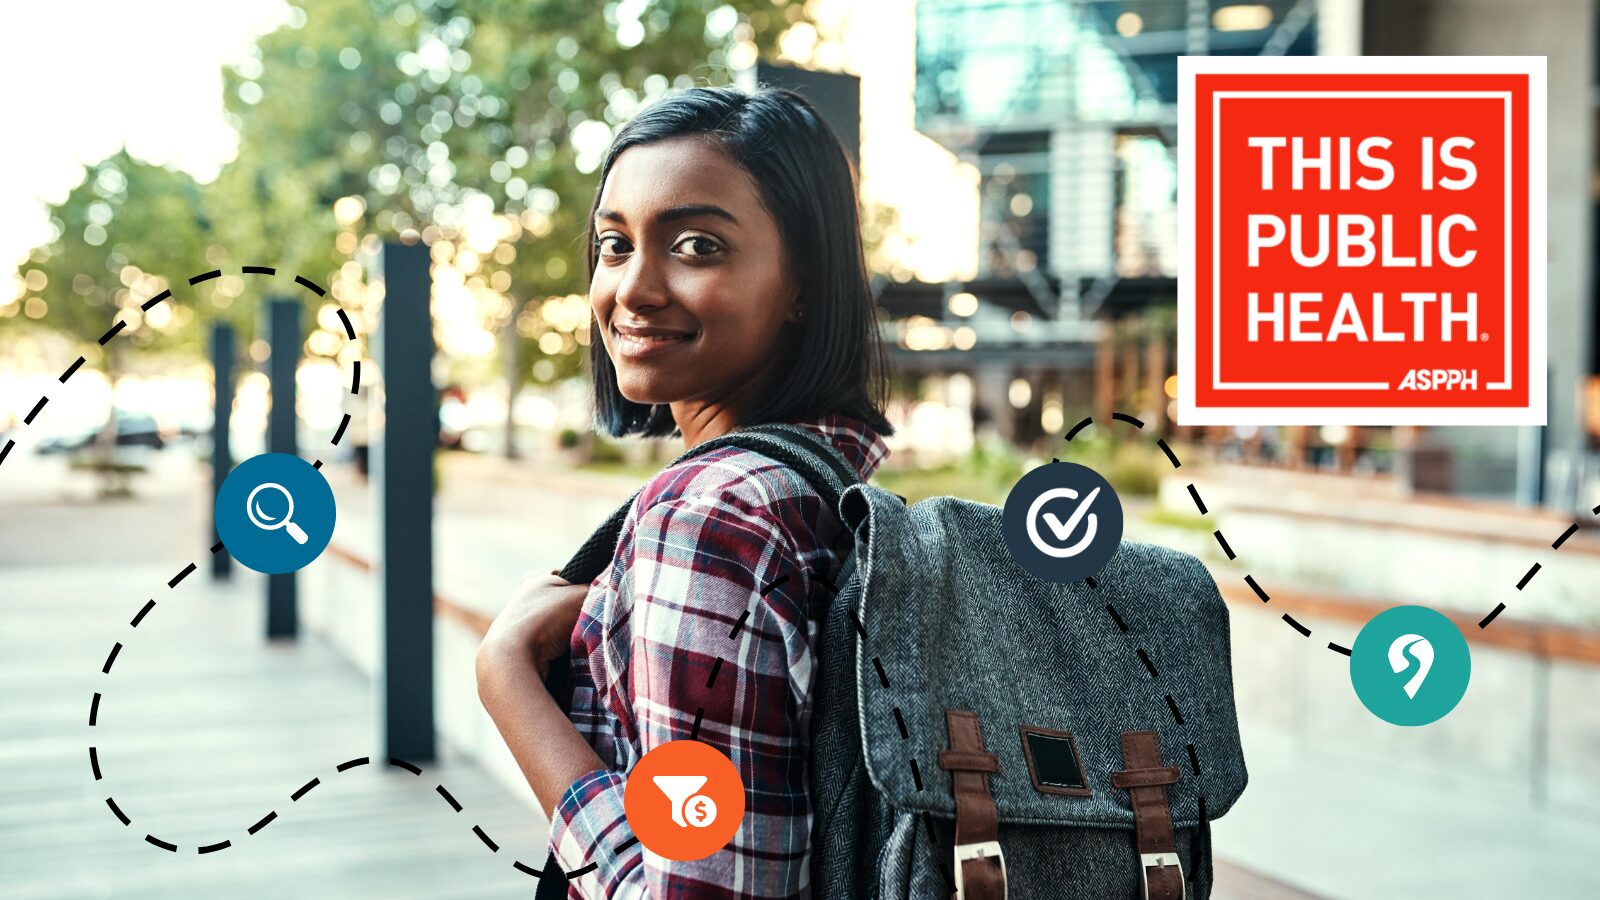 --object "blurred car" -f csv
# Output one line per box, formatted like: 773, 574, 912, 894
36, 411, 166, 454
